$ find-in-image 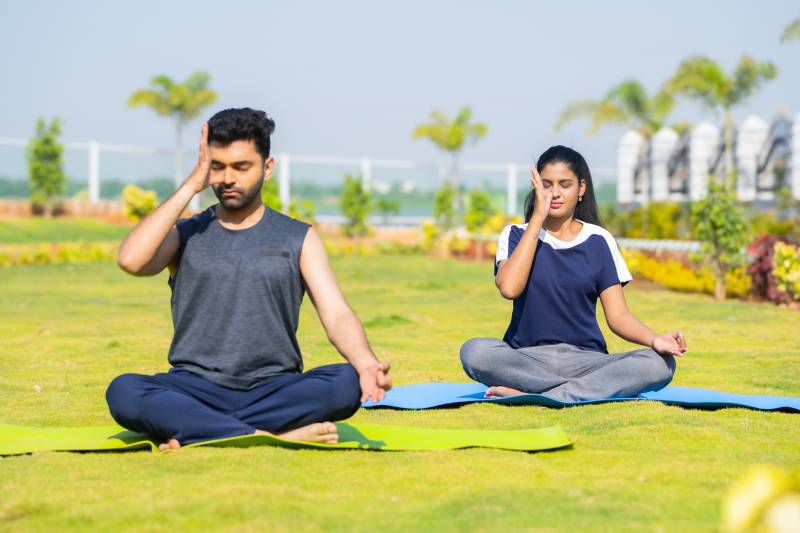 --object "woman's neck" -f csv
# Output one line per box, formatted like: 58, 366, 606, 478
543, 215, 582, 239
